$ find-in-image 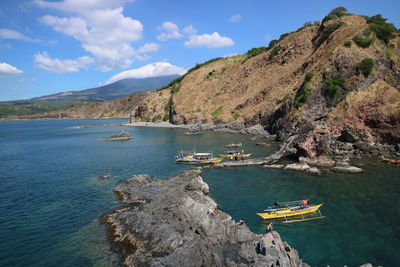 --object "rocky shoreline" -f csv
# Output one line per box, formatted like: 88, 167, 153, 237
102, 168, 308, 267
